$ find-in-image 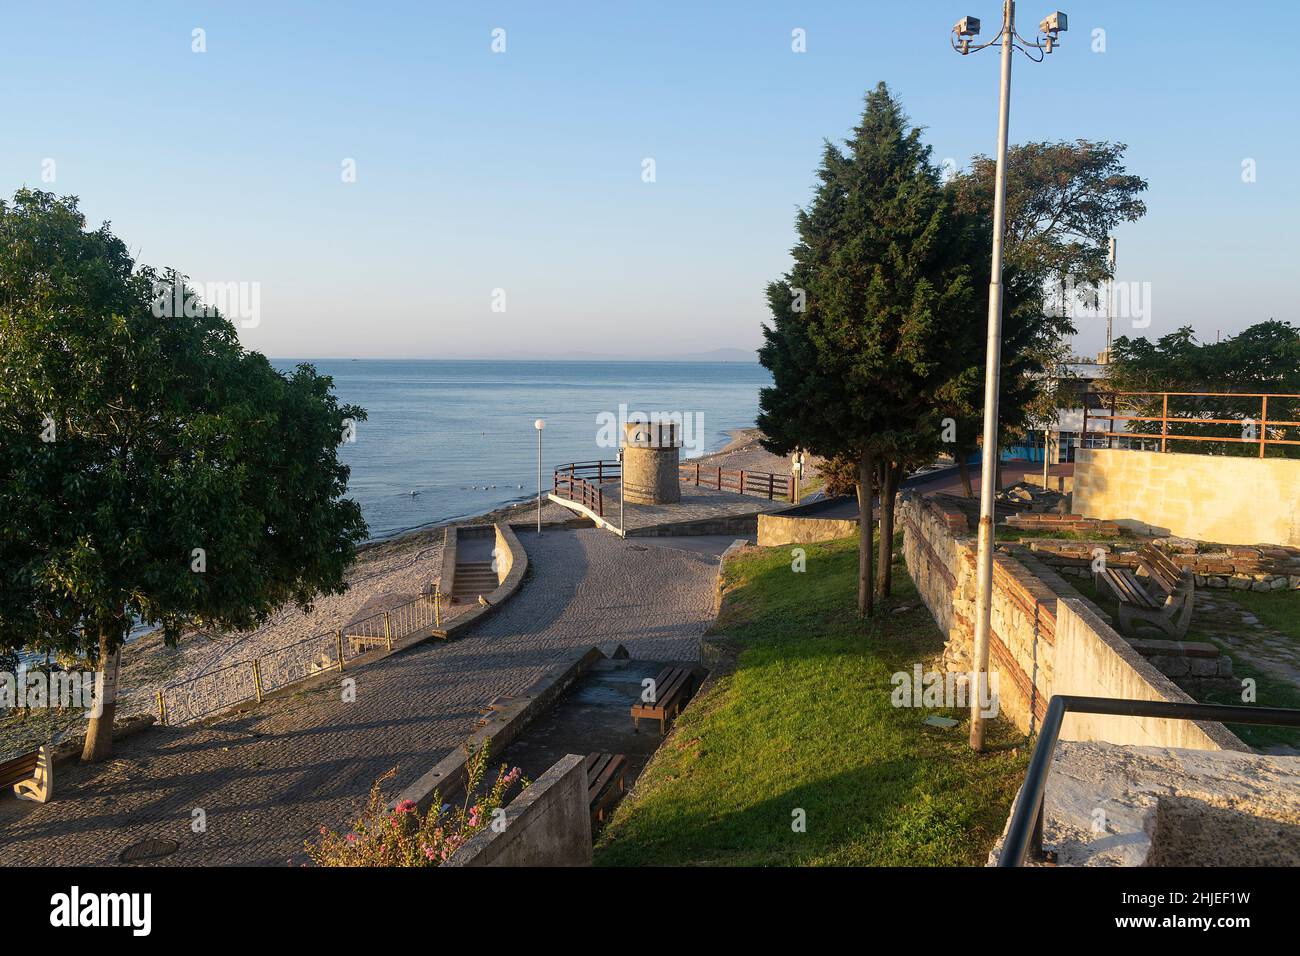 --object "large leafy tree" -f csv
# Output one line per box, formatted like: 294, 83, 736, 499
1106, 320, 1300, 457
944, 140, 1146, 491
759, 83, 985, 616
0, 189, 368, 760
